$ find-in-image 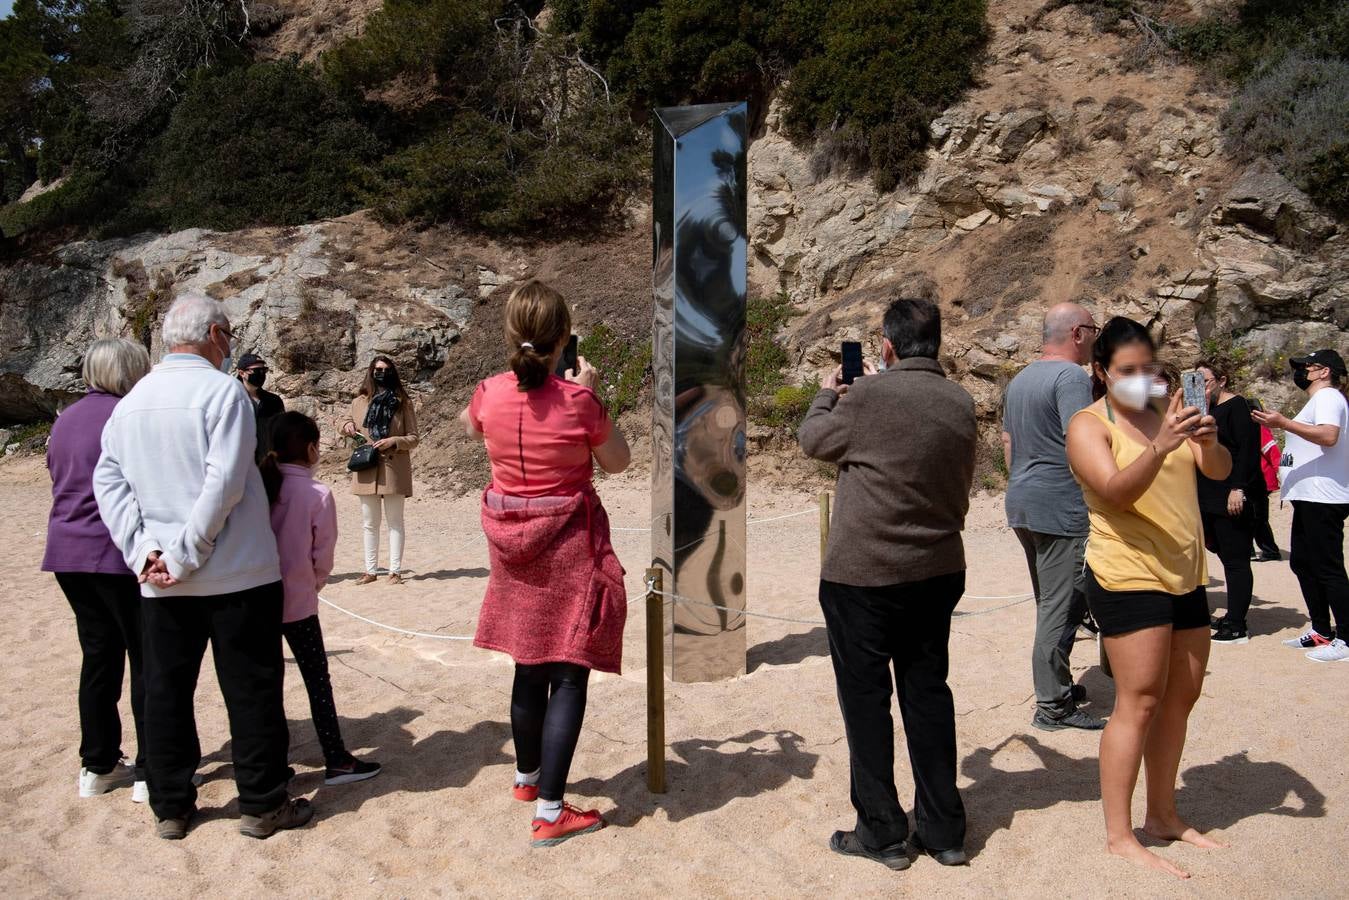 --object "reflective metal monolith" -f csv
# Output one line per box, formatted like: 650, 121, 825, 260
652, 102, 748, 682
